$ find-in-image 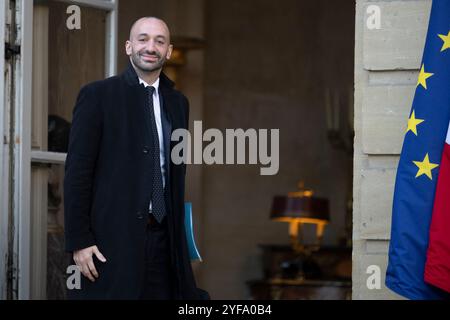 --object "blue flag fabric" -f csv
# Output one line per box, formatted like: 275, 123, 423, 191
386, 0, 450, 299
